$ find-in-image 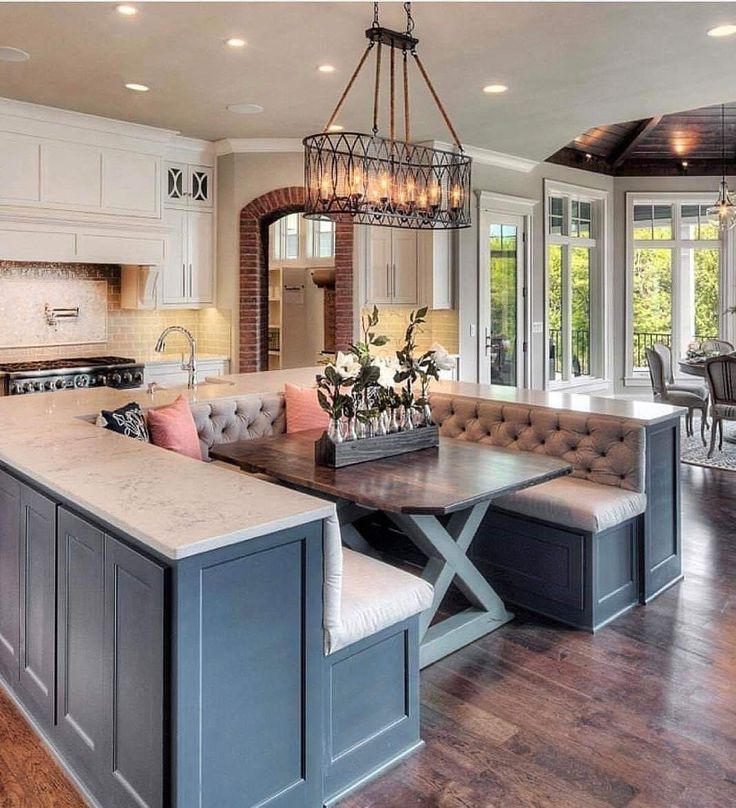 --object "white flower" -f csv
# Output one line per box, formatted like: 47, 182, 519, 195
429, 343, 456, 371
334, 351, 361, 382
374, 356, 399, 388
